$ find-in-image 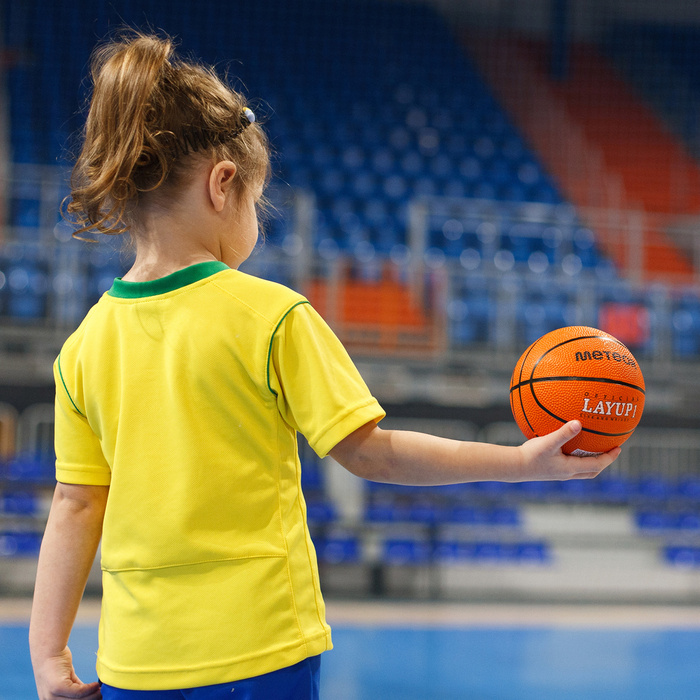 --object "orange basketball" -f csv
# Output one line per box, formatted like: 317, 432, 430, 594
510, 326, 645, 456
